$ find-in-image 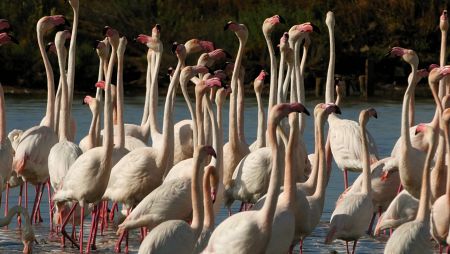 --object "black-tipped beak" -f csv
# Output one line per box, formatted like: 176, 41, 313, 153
384, 49, 393, 58
156, 24, 161, 31
334, 106, 342, 115
171, 42, 178, 54
103, 26, 109, 36
311, 23, 321, 34
224, 21, 232, 31
82, 99, 86, 105
10, 35, 18, 44
93, 40, 101, 50
303, 108, 311, 116
373, 112, 378, 119
45, 42, 52, 52
279, 15, 286, 24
